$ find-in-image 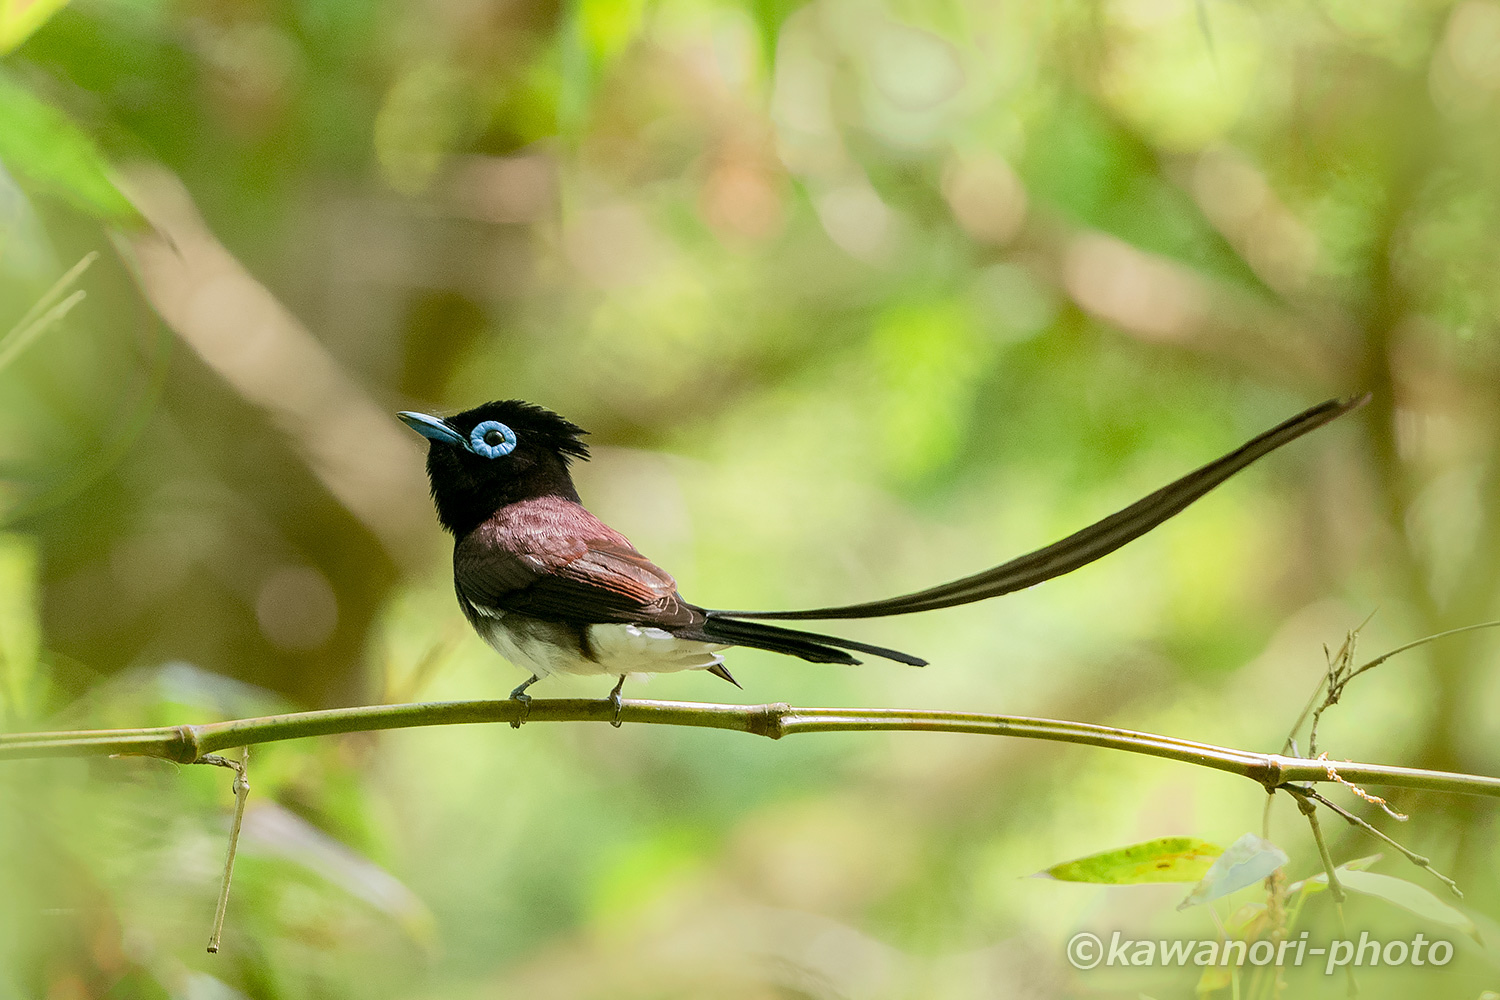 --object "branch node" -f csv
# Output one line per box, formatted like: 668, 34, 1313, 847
750, 703, 789, 739
174, 725, 203, 763
1250, 756, 1285, 792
